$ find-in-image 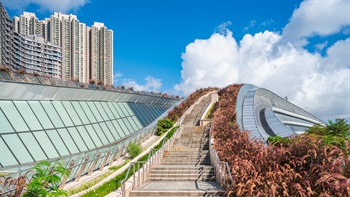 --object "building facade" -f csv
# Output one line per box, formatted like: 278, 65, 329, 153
0, 2, 13, 68
236, 84, 324, 141
90, 22, 113, 84
13, 32, 62, 77
12, 11, 113, 85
